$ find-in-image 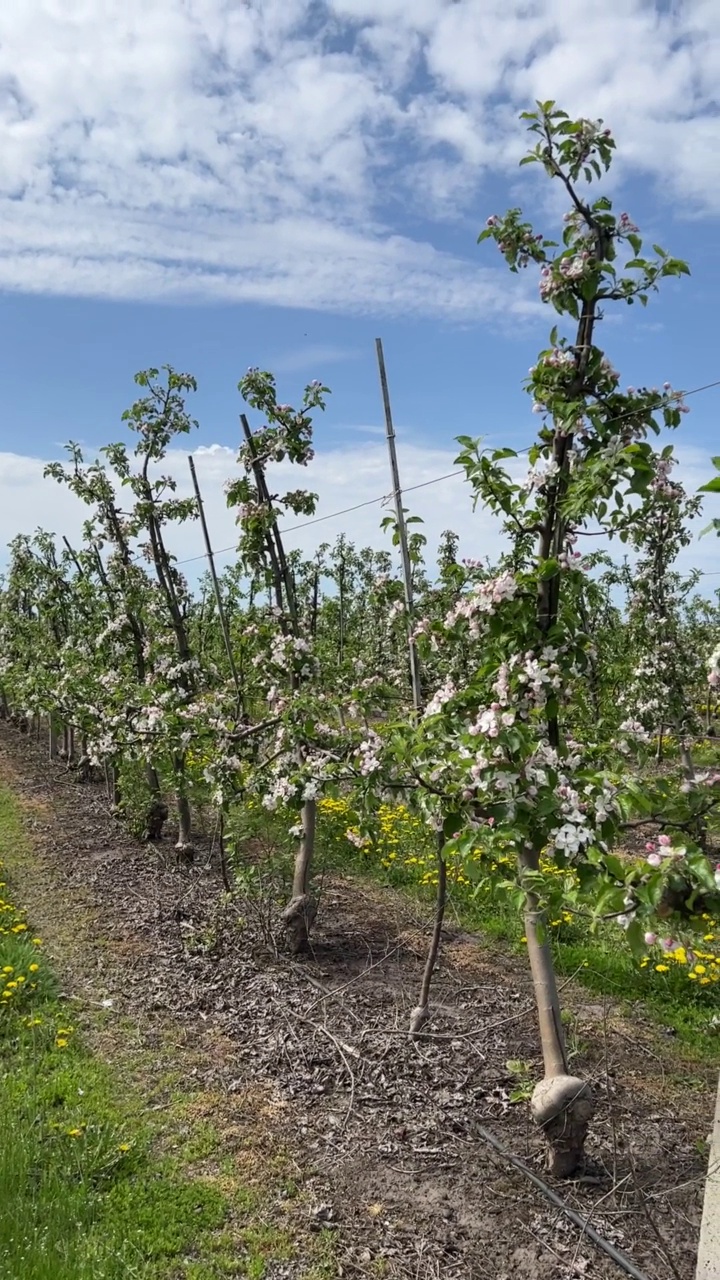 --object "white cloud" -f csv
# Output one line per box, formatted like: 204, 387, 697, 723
1, 434, 718, 589
0, 1, 718, 312
269, 344, 361, 374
